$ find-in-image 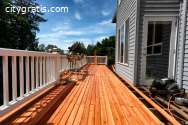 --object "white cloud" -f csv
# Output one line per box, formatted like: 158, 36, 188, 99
94, 36, 108, 42
74, 0, 84, 3
97, 19, 111, 25
75, 12, 82, 20
101, 10, 111, 16
51, 22, 70, 31
37, 19, 115, 39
